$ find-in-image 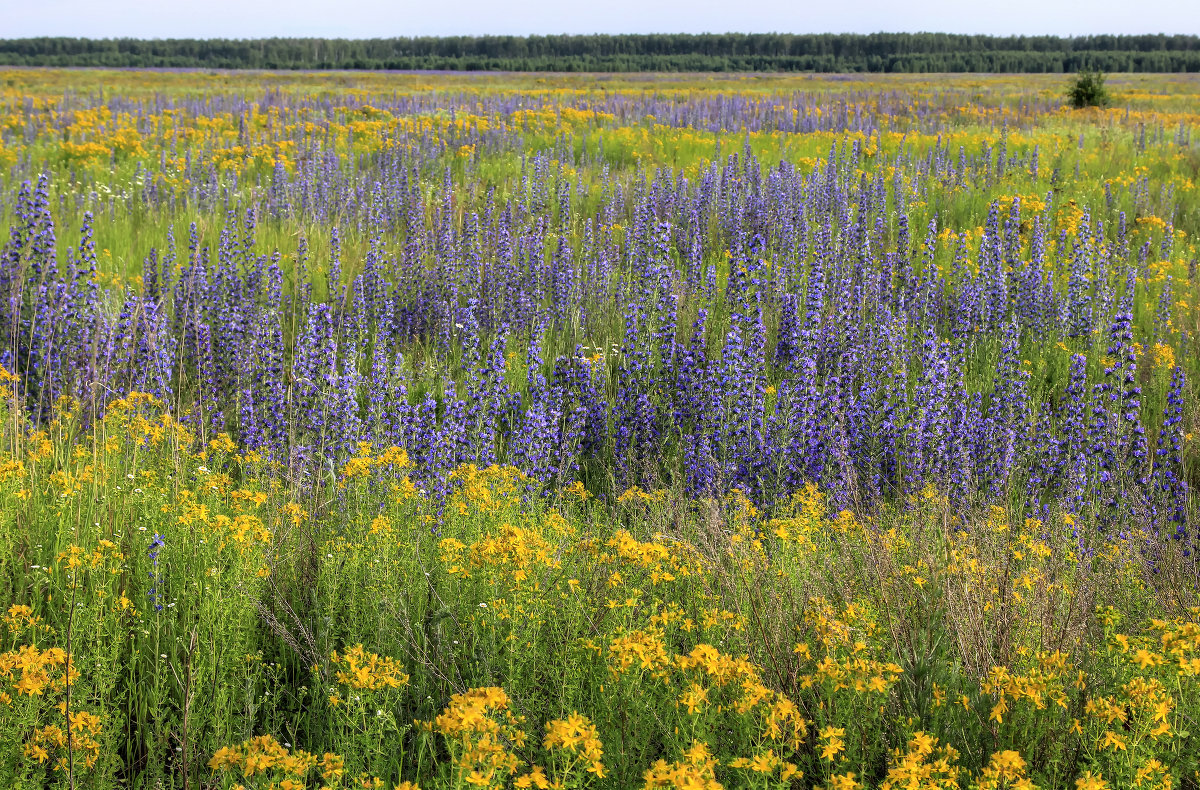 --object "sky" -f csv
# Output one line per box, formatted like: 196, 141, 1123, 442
4, 0, 1198, 39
